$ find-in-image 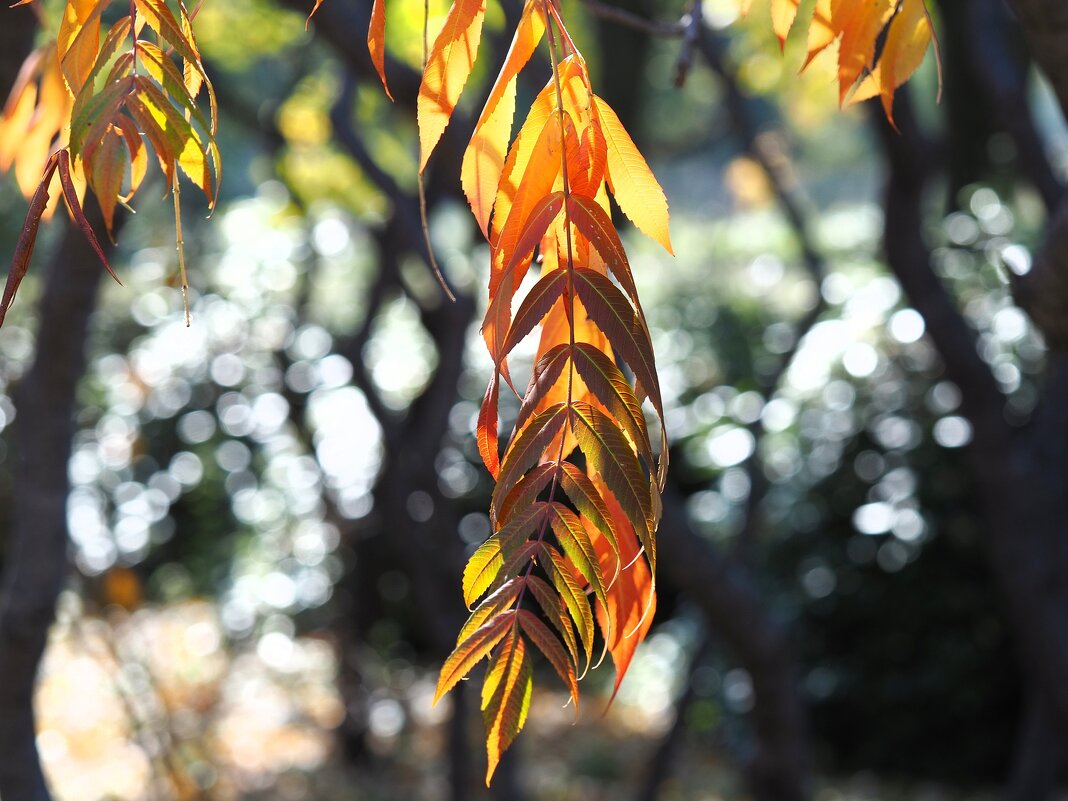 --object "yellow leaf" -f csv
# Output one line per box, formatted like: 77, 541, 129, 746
461, 0, 544, 236
833, 0, 895, 103
481, 630, 532, 785
593, 95, 673, 255
58, 0, 102, 96
771, 0, 800, 49
849, 0, 932, 121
